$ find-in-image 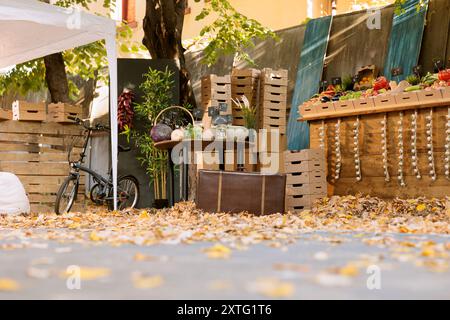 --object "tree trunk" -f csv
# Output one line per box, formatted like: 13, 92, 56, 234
143, 0, 195, 106
44, 53, 70, 103
143, 0, 198, 202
